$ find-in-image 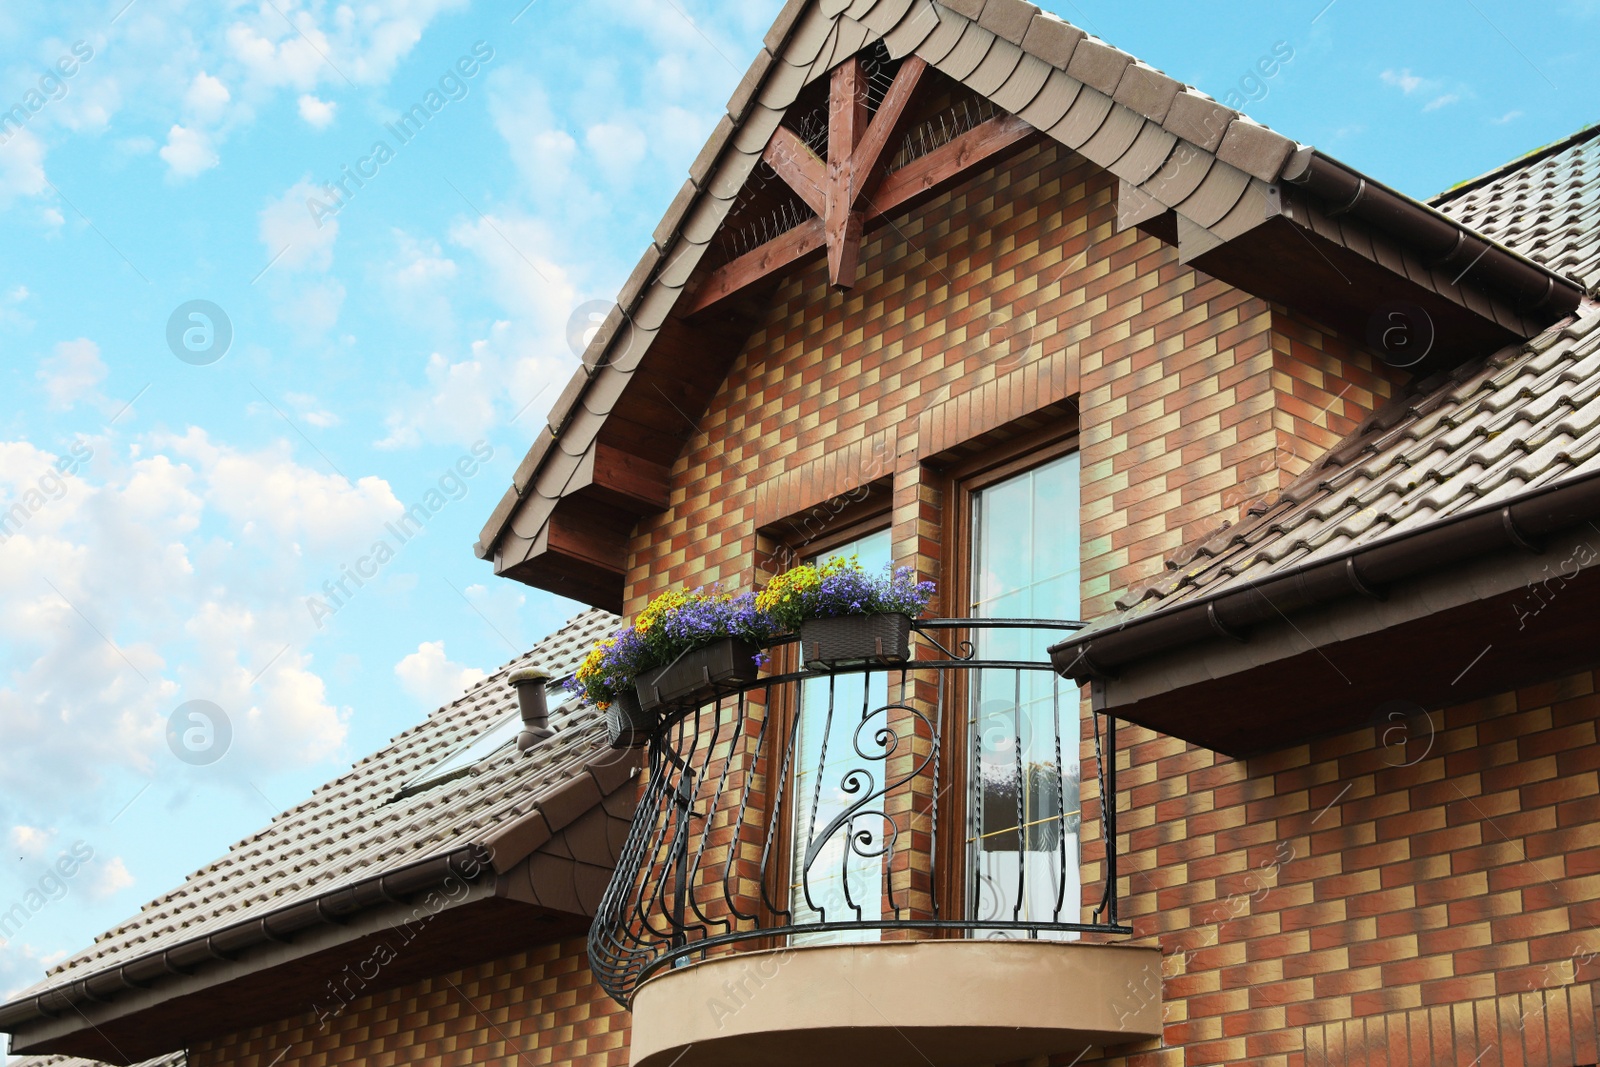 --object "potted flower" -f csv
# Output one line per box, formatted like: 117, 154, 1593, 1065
631, 586, 774, 713
568, 628, 655, 748
757, 556, 935, 669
